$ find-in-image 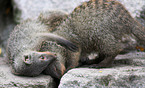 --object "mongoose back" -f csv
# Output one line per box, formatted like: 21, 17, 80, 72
7, 0, 145, 79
